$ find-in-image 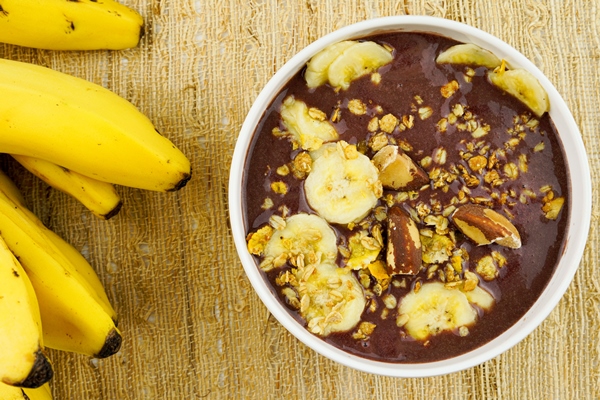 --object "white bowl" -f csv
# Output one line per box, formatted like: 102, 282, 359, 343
228, 16, 592, 377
